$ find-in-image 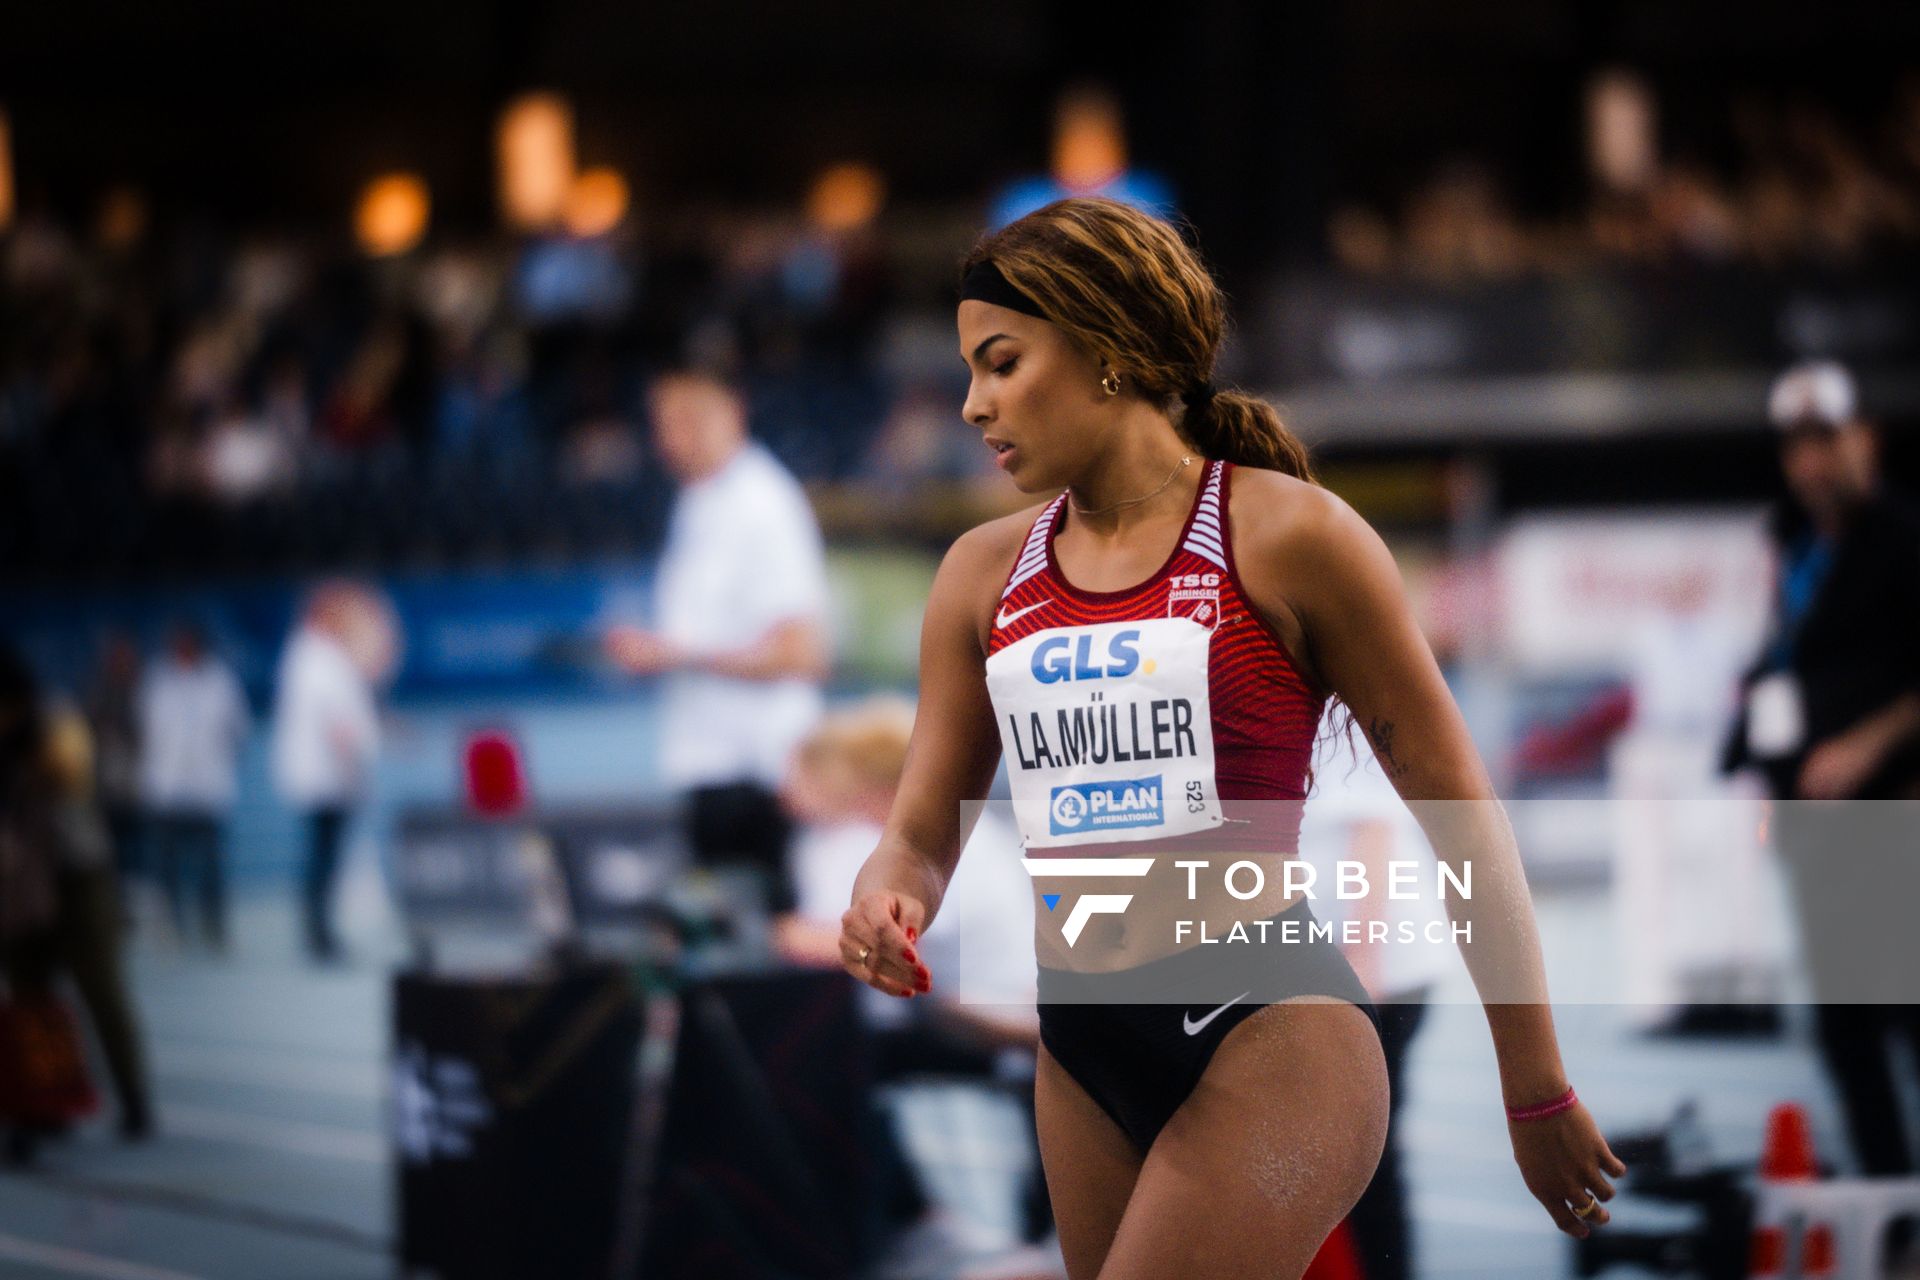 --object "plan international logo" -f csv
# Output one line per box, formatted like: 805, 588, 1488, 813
1049, 776, 1165, 835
